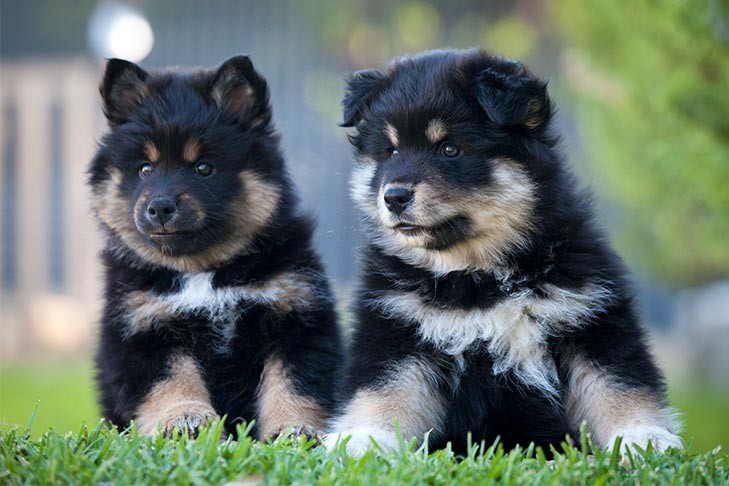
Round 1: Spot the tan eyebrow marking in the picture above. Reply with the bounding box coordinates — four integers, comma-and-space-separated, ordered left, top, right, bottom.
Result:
426, 119, 447, 144
183, 138, 201, 163
384, 122, 399, 147
144, 141, 160, 162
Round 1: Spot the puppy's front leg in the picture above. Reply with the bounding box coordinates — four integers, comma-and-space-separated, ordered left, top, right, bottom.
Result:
135, 354, 219, 437
325, 358, 447, 457
563, 353, 681, 453
256, 355, 329, 441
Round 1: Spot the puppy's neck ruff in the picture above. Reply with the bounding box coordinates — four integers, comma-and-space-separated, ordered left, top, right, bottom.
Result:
367, 282, 614, 397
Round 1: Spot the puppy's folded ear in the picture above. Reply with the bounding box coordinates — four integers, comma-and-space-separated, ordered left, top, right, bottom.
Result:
341, 69, 388, 127
210, 55, 270, 124
471, 57, 551, 130
100, 58, 149, 127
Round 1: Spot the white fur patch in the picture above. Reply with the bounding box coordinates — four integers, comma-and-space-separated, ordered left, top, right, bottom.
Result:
124, 271, 323, 341
323, 425, 400, 456
609, 425, 683, 454
367, 283, 614, 396
324, 425, 398, 457
349, 159, 378, 212
326, 358, 446, 457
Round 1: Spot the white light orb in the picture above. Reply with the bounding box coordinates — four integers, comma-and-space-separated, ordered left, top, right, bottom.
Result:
88, 2, 154, 62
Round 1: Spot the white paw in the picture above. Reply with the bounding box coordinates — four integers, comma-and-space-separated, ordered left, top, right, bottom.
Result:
609, 425, 683, 453
323, 426, 399, 457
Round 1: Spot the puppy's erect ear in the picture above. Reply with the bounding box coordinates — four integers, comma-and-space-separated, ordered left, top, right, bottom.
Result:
100, 58, 149, 127
210, 55, 269, 123
471, 57, 551, 130
341, 69, 388, 127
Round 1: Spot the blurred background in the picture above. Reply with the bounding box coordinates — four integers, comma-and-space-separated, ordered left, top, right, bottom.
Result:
1, 0, 728, 452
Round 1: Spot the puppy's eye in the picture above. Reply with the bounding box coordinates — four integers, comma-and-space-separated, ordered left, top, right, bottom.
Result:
440, 143, 462, 158
195, 162, 214, 177
139, 163, 153, 178
386, 148, 400, 158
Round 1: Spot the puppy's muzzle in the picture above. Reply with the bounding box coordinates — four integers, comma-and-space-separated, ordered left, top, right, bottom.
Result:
146, 197, 178, 227
383, 185, 414, 215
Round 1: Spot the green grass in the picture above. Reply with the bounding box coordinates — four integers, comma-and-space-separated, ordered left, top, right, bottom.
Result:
3, 360, 729, 453
1, 420, 727, 485
2, 360, 729, 484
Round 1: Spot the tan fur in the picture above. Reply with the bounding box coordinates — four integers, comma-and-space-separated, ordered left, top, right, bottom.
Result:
370, 159, 536, 274
445, 160, 536, 270
183, 138, 201, 163
425, 119, 447, 144
252, 272, 319, 314
256, 357, 327, 439
123, 290, 175, 336
92, 167, 140, 244
144, 141, 160, 162
135, 355, 218, 436
123, 271, 320, 337
564, 354, 680, 448
91, 169, 280, 273
384, 122, 399, 147
329, 358, 446, 446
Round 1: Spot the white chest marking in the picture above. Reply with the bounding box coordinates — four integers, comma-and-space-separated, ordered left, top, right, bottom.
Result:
124, 271, 320, 340
368, 283, 613, 396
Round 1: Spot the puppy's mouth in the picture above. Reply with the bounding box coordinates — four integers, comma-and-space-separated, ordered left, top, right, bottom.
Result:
393, 223, 427, 234
385, 214, 473, 251
392, 223, 428, 236
149, 231, 191, 242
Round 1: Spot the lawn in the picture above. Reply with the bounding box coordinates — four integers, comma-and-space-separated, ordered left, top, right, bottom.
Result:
2, 359, 729, 452
1, 421, 727, 485
1, 360, 728, 484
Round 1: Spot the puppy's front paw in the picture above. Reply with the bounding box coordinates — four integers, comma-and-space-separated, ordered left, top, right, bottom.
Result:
267, 424, 322, 444
137, 403, 219, 438
609, 425, 683, 454
160, 412, 218, 438
323, 426, 399, 457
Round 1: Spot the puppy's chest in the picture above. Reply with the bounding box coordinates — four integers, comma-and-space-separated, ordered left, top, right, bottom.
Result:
122, 270, 316, 341
370, 276, 612, 396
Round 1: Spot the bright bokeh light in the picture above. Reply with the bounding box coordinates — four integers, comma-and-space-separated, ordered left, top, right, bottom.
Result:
88, 2, 154, 62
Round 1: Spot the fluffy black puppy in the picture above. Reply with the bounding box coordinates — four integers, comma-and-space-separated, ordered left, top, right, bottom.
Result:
326, 49, 680, 456
89, 55, 342, 439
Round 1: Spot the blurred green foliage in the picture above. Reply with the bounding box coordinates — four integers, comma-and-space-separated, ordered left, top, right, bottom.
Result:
307, 0, 545, 67
299, 1, 551, 123
552, 0, 729, 286
0, 360, 98, 435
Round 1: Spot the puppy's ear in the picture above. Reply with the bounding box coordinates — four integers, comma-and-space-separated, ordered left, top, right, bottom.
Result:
210, 55, 270, 123
100, 58, 149, 127
341, 69, 388, 127
471, 57, 551, 130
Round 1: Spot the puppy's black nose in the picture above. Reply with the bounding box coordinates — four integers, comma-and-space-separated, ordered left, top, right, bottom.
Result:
384, 187, 414, 214
146, 198, 177, 226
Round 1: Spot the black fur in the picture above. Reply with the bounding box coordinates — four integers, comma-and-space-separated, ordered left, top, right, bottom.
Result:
338, 49, 673, 454
89, 56, 342, 438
